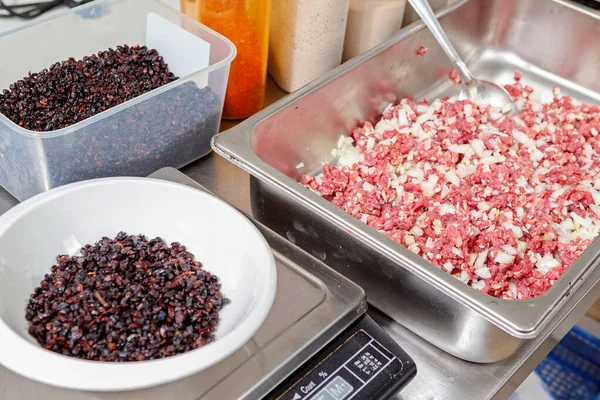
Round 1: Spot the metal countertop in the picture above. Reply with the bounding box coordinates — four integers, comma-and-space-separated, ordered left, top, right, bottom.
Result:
0, 79, 598, 399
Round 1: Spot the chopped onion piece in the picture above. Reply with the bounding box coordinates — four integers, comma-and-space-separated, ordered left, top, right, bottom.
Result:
551, 186, 570, 199
536, 254, 561, 274
503, 222, 524, 239
478, 202, 490, 211
366, 137, 376, 152
456, 270, 470, 283
375, 119, 397, 133
470, 139, 485, 157
452, 247, 463, 257
532, 149, 544, 162
337, 145, 362, 167
433, 219, 443, 234
501, 103, 512, 114
456, 164, 477, 178
416, 104, 429, 114
440, 203, 456, 215
449, 144, 472, 154
509, 281, 517, 299
571, 211, 593, 229
416, 112, 433, 125
559, 218, 575, 231
501, 245, 519, 255
441, 184, 450, 199
421, 174, 439, 197
480, 155, 506, 165
489, 111, 503, 121
445, 170, 461, 186
475, 267, 491, 279
410, 225, 424, 237
396, 186, 404, 199
475, 249, 489, 269
468, 87, 478, 99
464, 104, 473, 117
494, 251, 515, 264
397, 110, 409, 126
443, 261, 455, 273
362, 182, 376, 191
467, 253, 477, 267
425, 237, 434, 249
472, 279, 486, 290
407, 168, 425, 180
540, 91, 554, 104
512, 129, 534, 146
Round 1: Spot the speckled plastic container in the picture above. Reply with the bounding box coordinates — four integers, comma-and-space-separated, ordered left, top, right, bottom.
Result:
268, 0, 350, 93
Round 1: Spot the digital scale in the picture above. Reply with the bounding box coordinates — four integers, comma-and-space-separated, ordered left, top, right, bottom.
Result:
266, 316, 416, 400
0, 168, 416, 400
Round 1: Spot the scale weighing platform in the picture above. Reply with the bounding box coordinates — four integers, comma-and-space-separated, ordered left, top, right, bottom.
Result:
0, 168, 416, 400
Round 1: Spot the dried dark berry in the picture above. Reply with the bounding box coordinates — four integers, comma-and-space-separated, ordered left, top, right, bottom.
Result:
25, 232, 229, 362
0, 45, 178, 132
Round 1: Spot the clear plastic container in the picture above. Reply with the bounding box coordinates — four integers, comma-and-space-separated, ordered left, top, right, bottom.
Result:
0, 0, 235, 201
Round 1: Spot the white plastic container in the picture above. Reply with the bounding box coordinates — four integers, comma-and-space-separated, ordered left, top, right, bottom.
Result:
0, 0, 235, 201
342, 0, 407, 62
268, 0, 350, 93
402, 0, 448, 26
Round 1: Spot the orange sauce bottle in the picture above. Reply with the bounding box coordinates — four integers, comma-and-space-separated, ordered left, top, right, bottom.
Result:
181, 0, 271, 120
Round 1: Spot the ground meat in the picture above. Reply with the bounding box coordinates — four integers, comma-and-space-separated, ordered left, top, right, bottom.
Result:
417, 46, 428, 56
449, 69, 461, 84
302, 75, 600, 300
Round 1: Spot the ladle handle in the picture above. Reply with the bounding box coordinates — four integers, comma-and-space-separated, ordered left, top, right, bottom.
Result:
408, 0, 474, 83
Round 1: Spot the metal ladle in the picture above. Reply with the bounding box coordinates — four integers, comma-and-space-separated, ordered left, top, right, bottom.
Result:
408, 0, 515, 113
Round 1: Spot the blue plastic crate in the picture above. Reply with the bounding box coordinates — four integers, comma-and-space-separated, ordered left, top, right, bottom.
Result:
535, 325, 600, 400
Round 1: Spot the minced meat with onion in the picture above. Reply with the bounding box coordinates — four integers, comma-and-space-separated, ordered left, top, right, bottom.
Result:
302, 72, 600, 300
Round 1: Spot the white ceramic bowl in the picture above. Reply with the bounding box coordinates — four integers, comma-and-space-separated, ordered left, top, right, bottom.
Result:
0, 177, 277, 391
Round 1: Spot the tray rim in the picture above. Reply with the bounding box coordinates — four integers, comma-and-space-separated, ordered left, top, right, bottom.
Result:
212, 0, 600, 339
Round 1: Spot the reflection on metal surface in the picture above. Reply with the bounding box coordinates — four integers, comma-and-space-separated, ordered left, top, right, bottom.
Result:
214, 0, 600, 362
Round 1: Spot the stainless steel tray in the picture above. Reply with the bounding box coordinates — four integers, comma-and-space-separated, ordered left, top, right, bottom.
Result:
0, 168, 366, 400
213, 0, 600, 362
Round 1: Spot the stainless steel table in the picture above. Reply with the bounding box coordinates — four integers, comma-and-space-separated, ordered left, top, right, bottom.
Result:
0, 80, 599, 399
